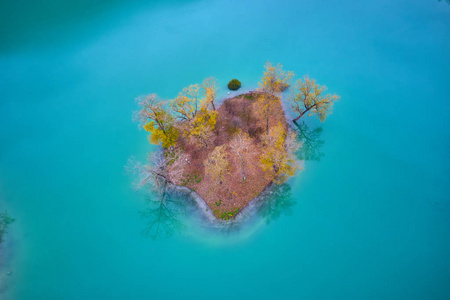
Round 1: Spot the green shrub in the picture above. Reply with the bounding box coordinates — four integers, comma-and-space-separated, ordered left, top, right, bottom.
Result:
227, 79, 241, 91
220, 208, 240, 220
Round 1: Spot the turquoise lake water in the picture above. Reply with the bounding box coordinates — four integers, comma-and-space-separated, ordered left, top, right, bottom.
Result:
1, 0, 450, 299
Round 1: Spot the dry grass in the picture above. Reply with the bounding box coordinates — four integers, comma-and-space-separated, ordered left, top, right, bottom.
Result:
173, 92, 287, 220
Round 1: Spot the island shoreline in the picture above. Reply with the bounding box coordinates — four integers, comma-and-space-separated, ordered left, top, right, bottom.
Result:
167, 176, 278, 225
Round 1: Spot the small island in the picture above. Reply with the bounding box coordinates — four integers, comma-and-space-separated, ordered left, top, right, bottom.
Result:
129, 62, 339, 221
170, 91, 297, 220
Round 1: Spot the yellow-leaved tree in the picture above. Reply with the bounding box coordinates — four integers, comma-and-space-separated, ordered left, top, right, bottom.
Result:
134, 94, 178, 148
170, 84, 200, 122
289, 75, 340, 123
253, 93, 276, 133
259, 123, 301, 184
201, 77, 218, 111
170, 82, 219, 149
204, 145, 230, 185
259, 62, 295, 95
184, 107, 218, 149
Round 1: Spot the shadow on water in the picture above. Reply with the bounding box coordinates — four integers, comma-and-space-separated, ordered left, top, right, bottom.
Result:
140, 183, 186, 240
257, 184, 296, 224
293, 121, 325, 162
140, 182, 300, 240
0, 0, 199, 53
140, 184, 245, 240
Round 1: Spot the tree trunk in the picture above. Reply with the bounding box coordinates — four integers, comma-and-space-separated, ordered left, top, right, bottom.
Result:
161, 180, 168, 202
201, 138, 208, 149
292, 106, 312, 123
150, 171, 173, 184
292, 114, 302, 122
240, 156, 246, 181
273, 163, 279, 174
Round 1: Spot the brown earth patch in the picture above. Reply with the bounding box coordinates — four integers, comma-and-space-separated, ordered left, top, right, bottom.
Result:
173, 92, 287, 220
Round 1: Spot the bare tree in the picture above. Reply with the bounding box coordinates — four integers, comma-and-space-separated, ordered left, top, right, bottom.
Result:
133, 94, 170, 129
229, 132, 254, 181
126, 151, 189, 240
126, 154, 168, 191
285, 127, 302, 158
126, 150, 188, 190
165, 148, 190, 185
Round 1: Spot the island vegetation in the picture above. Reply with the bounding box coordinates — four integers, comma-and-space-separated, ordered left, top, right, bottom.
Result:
227, 79, 241, 91
128, 62, 339, 222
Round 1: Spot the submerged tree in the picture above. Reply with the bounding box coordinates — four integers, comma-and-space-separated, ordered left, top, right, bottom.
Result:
229, 132, 254, 181
0, 211, 15, 244
259, 62, 295, 94
289, 75, 340, 123
204, 145, 230, 185
133, 94, 179, 148
260, 123, 302, 184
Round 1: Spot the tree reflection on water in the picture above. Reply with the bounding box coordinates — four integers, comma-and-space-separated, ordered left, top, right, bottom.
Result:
257, 121, 327, 223
138, 121, 326, 237
257, 184, 296, 224
293, 121, 325, 162
140, 181, 185, 240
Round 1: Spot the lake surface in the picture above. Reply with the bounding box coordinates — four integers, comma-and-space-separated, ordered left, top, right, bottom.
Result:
1, 0, 450, 299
